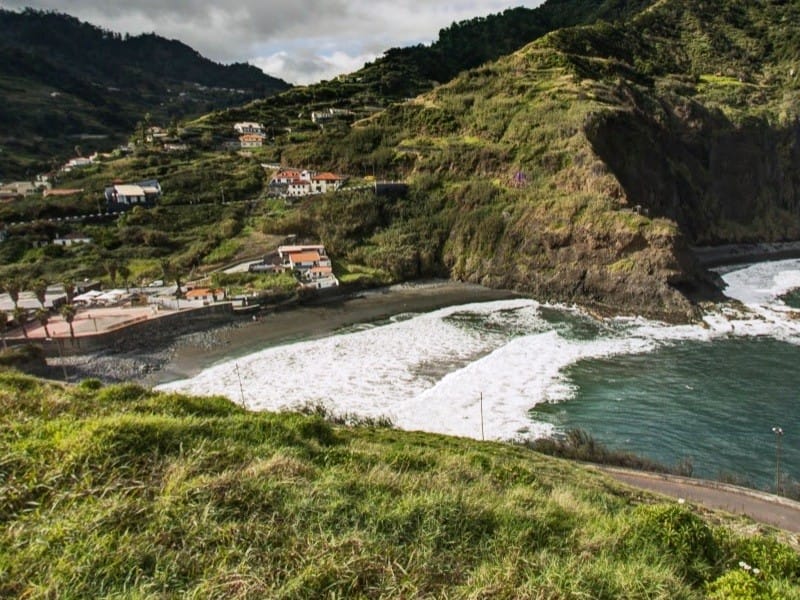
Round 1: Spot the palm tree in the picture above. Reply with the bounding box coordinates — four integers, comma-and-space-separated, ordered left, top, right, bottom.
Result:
60, 303, 77, 345
118, 264, 131, 292
35, 307, 51, 338
13, 306, 28, 339
31, 278, 48, 309
0, 311, 8, 350
104, 260, 119, 287
61, 278, 76, 304
160, 259, 183, 299
3, 277, 22, 309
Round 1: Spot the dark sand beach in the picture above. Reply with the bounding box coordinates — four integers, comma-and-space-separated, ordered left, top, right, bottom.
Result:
152, 281, 519, 385
57, 281, 519, 386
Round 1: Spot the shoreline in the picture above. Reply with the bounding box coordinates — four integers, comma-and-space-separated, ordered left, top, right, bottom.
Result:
44, 246, 800, 385
57, 281, 519, 387
692, 241, 800, 268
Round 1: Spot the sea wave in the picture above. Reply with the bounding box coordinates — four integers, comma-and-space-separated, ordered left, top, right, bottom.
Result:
157, 259, 800, 441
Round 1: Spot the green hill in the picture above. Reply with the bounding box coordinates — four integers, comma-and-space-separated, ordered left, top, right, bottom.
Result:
0, 8, 290, 179
253, 0, 800, 320
185, 0, 655, 144
4, 0, 800, 321
0, 370, 798, 598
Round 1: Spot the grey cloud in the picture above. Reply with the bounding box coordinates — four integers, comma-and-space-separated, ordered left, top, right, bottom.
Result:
1, 1, 543, 82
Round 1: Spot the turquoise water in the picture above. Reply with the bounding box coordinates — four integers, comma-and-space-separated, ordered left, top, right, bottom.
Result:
532, 337, 799, 490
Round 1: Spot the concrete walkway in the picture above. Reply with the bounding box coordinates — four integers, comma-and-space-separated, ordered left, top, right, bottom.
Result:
596, 466, 800, 534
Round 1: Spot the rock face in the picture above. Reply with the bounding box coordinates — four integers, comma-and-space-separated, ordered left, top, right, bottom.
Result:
346, 0, 800, 321
587, 102, 800, 246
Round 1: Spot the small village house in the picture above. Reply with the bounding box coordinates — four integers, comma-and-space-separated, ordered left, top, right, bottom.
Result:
239, 134, 264, 148
104, 179, 161, 210
233, 122, 265, 135
184, 288, 224, 303
52, 232, 93, 247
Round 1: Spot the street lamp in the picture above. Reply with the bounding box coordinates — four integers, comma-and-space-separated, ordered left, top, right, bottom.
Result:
772, 426, 784, 494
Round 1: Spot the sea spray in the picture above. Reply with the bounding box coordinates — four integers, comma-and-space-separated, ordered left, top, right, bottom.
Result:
158, 259, 800, 484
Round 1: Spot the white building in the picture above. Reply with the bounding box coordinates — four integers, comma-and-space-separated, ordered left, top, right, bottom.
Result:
233, 122, 264, 135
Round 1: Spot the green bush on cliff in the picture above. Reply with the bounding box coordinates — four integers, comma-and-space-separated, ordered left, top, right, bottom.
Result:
1, 371, 798, 598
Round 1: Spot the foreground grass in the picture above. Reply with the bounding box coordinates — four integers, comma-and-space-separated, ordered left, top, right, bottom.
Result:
1, 371, 798, 598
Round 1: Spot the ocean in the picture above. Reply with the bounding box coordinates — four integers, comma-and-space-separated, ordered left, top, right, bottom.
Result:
158, 259, 800, 489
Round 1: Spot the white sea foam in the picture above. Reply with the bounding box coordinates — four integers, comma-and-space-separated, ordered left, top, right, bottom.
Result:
158, 260, 800, 441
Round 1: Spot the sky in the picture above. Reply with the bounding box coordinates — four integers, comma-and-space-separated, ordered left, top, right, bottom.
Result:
1, 1, 545, 84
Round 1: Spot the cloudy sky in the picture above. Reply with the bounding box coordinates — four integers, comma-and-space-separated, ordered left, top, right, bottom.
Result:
1, 1, 545, 84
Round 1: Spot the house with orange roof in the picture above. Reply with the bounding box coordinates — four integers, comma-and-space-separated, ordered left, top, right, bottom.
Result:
268, 168, 346, 198
184, 288, 224, 303
310, 172, 345, 194
239, 134, 264, 148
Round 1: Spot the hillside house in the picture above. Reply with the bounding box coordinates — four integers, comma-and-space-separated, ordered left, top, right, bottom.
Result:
311, 172, 345, 194
269, 169, 346, 198
52, 232, 93, 246
62, 157, 93, 172
0, 181, 39, 196
278, 244, 339, 289
311, 108, 355, 125
287, 179, 312, 197
185, 288, 224, 303
234, 122, 264, 135
104, 179, 161, 210
239, 134, 264, 148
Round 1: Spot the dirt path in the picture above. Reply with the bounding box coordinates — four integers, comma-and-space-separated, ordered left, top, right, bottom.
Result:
597, 466, 800, 534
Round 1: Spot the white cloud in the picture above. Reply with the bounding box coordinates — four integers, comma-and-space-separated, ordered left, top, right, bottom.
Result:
1, 1, 545, 84
253, 50, 377, 85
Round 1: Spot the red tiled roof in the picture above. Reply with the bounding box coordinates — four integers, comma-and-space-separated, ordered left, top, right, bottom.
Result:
289, 251, 321, 263
311, 172, 343, 181
185, 288, 223, 299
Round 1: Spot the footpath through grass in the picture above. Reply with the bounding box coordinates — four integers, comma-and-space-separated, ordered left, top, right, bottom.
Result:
0, 370, 798, 599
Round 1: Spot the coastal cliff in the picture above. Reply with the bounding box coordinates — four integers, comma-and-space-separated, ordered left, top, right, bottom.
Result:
293, 0, 799, 321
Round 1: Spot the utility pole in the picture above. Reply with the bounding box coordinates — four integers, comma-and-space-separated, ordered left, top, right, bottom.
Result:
480, 392, 485, 441
235, 363, 246, 408
772, 426, 784, 494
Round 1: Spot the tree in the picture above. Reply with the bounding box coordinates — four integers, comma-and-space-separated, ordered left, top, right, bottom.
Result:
160, 259, 183, 299
35, 307, 51, 338
3, 277, 23, 309
31, 278, 48, 308
104, 260, 118, 286
0, 311, 7, 350
13, 307, 28, 339
61, 278, 76, 304
60, 303, 77, 344
118, 264, 131, 292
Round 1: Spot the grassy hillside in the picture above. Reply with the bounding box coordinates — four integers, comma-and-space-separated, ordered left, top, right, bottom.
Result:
4, 0, 800, 320
186, 0, 655, 144
0, 370, 798, 598
250, 0, 800, 320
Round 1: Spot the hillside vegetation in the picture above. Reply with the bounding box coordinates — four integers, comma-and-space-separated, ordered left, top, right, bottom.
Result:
256, 0, 800, 320
4, 0, 800, 320
0, 8, 289, 179
0, 370, 798, 598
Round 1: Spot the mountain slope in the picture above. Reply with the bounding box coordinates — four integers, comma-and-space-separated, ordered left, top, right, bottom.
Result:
0, 8, 290, 179
267, 0, 800, 320
191, 0, 656, 139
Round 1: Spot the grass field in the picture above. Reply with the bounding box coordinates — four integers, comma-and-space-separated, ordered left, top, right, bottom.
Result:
1, 370, 798, 598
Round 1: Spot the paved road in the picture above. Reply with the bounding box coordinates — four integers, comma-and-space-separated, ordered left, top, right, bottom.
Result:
596, 466, 800, 534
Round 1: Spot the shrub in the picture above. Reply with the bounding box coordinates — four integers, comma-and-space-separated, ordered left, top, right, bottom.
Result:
706, 570, 771, 600
628, 503, 720, 583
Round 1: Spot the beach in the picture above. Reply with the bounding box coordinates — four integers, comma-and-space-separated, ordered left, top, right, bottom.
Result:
56, 281, 519, 386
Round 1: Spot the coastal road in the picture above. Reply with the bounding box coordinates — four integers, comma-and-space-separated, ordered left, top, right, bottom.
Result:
596, 466, 800, 534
